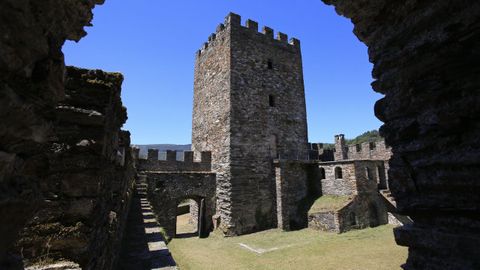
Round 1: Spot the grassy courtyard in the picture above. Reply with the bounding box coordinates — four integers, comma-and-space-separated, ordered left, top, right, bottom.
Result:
168, 225, 407, 270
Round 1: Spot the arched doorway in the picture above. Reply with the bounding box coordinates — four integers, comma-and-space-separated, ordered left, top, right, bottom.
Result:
175, 197, 207, 238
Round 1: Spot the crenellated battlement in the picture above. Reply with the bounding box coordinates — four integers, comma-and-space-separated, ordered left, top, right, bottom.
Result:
136, 149, 212, 172
196, 12, 300, 57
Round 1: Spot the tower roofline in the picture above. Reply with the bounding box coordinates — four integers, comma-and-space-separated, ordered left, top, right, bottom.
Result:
196, 12, 300, 57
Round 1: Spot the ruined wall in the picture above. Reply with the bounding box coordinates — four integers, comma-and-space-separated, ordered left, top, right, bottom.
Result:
323, 0, 480, 268
0, 1, 104, 263
137, 150, 211, 172
14, 67, 134, 269
145, 172, 216, 238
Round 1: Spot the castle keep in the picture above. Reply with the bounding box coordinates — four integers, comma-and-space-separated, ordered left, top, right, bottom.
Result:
192, 13, 308, 235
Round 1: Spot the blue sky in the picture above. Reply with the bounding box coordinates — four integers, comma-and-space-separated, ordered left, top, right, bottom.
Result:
63, 0, 383, 145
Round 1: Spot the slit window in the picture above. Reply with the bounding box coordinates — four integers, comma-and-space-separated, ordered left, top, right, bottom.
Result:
267, 59, 273, 69
269, 95, 275, 107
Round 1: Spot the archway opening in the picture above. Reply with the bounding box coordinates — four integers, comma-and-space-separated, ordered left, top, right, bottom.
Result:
175, 198, 199, 238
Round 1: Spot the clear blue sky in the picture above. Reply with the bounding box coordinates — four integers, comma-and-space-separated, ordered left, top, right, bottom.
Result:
63, 0, 383, 145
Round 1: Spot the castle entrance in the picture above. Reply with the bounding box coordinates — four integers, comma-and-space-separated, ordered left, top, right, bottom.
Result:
175, 197, 207, 238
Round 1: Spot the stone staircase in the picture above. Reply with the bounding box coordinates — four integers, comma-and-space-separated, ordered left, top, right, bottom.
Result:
380, 189, 396, 207
118, 176, 177, 270
379, 189, 413, 226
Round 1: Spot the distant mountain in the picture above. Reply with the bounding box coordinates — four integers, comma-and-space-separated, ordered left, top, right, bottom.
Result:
132, 144, 191, 159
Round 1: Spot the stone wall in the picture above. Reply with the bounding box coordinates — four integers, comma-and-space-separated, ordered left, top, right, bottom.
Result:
319, 161, 357, 196
319, 160, 386, 195
308, 194, 388, 233
193, 12, 308, 236
145, 172, 216, 238
191, 13, 233, 236
336, 195, 388, 233
274, 161, 319, 231
333, 135, 392, 162
322, 1, 480, 268
353, 160, 386, 193
14, 67, 134, 269
0, 0, 104, 264
137, 150, 211, 172
308, 211, 337, 232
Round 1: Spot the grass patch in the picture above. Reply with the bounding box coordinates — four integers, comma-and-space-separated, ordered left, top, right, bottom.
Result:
158, 226, 171, 243
308, 195, 353, 214
168, 225, 406, 270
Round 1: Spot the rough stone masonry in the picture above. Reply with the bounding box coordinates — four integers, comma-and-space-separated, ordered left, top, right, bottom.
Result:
192, 13, 308, 235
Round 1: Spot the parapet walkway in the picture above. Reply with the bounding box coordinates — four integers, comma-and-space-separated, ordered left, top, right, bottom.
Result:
118, 176, 177, 270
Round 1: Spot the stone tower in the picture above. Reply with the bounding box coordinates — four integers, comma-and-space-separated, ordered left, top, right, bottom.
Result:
334, 134, 348, 160
192, 13, 308, 235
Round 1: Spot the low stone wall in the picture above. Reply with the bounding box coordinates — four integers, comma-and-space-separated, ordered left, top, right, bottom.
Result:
14, 67, 135, 269
308, 212, 338, 232
145, 172, 216, 238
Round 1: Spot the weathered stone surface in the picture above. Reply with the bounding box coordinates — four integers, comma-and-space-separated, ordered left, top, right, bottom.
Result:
145, 172, 216, 238
322, 0, 480, 268
14, 67, 134, 270
0, 0, 104, 264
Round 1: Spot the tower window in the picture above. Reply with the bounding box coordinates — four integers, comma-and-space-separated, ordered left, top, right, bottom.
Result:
267, 59, 273, 69
269, 95, 275, 107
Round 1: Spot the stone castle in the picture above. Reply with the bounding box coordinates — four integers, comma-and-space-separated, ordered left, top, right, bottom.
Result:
136, 13, 406, 238
1, 2, 479, 270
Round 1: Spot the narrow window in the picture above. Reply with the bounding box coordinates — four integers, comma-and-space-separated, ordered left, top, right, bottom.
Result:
319, 167, 326, 179
335, 167, 343, 179
269, 95, 275, 107
267, 59, 273, 69
369, 142, 376, 150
